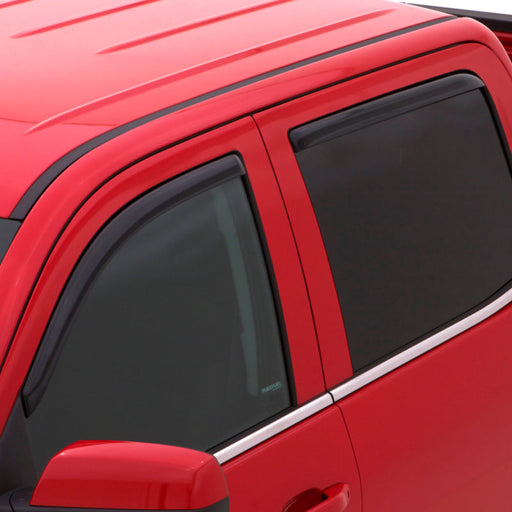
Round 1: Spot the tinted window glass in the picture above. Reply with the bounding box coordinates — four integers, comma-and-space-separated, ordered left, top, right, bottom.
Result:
293, 86, 512, 372
27, 174, 290, 471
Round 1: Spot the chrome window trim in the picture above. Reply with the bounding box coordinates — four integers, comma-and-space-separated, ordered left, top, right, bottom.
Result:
214, 394, 332, 464
330, 287, 512, 402
215, 288, 512, 464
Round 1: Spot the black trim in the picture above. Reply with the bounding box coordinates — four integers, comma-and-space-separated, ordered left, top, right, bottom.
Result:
8, 488, 229, 512
239, 175, 297, 406
0, 220, 21, 266
10, 17, 452, 220
22, 155, 244, 417
0, 490, 11, 512
289, 73, 484, 151
0, 399, 36, 496
414, 5, 512, 34
481, 85, 512, 173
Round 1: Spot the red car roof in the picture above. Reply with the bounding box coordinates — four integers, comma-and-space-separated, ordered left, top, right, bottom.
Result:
1, 0, 445, 217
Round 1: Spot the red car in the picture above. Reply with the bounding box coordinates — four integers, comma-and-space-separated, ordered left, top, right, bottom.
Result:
1, 1, 512, 511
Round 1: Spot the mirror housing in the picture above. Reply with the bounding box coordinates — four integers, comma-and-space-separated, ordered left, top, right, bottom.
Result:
15, 441, 229, 511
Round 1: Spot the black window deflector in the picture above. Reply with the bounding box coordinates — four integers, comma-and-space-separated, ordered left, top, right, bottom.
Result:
289, 73, 484, 152
21, 154, 245, 418
0, 219, 21, 265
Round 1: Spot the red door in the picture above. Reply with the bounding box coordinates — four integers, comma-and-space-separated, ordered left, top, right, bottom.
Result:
256, 43, 512, 511
0, 117, 360, 512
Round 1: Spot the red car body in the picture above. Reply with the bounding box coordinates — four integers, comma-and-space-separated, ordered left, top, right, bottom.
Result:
1, 1, 512, 511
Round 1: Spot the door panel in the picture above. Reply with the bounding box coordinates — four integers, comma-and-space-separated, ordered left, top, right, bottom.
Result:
0, 117, 361, 511
223, 407, 361, 512
339, 306, 512, 511
255, 44, 512, 511
0, 118, 322, 424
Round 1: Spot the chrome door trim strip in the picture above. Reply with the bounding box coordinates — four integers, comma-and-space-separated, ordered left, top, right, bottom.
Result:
331, 287, 512, 402
215, 288, 512, 464
214, 393, 332, 464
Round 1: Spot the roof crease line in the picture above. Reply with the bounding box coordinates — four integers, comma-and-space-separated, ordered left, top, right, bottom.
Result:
97, 0, 299, 55
25, 8, 395, 135
10, 0, 165, 38
0, 0, 34, 9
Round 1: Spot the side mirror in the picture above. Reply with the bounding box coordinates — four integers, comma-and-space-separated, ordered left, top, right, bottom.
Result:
9, 441, 229, 512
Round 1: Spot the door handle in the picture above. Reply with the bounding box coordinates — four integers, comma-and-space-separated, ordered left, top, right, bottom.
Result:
284, 483, 350, 512
309, 484, 350, 512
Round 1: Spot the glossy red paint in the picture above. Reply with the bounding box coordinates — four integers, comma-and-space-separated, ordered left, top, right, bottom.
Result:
4, 117, 351, 511
311, 484, 350, 512
0, 2, 511, 512
31, 441, 228, 510
222, 407, 361, 512
0, 16, 504, 411
339, 303, 512, 510
0, 0, 444, 217
283, 484, 350, 512
255, 38, 512, 389
0, 15, 488, 414
496, 31, 512, 59
0, 118, 324, 437
253, 25, 512, 511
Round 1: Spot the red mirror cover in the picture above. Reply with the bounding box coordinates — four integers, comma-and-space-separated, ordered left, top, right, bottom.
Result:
30, 441, 228, 510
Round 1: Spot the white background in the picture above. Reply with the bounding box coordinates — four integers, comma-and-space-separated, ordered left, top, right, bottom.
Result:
403, 1, 512, 15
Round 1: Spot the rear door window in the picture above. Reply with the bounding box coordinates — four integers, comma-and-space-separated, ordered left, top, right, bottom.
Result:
290, 74, 512, 371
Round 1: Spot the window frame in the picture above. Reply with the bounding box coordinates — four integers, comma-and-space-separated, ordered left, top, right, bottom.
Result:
289, 73, 512, 372
22, 153, 296, 453
0, 118, 324, 483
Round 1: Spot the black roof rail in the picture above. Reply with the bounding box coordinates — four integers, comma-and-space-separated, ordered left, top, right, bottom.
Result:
413, 4, 512, 33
